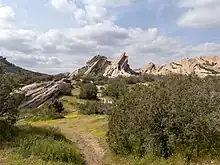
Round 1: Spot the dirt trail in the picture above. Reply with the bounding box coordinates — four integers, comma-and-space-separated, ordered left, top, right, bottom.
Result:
71, 132, 105, 165
52, 123, 105, 165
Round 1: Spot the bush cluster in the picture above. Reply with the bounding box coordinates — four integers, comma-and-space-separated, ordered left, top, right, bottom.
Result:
0, 73, 24, 124
79, 83, 98, 100
20, 100, 65, 122
79, 100, 112, 115
107, 75, 220, 161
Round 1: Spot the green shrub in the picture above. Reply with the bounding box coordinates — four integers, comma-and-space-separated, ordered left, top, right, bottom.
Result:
0, 74, 24, 124
20, 103, 65, 122
11, 125, 83, 164
49, 99, 64, 113
79, 83, 98, 100
0, 120, 19, 142
79, 100, 112, 115
104, 77, 126, 98
107, 75, 220, 161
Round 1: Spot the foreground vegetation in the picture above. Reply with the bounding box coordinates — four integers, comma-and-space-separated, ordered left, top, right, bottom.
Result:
0, 120, 83, 164
2, 66, 220, 164
107, 74, 220, 163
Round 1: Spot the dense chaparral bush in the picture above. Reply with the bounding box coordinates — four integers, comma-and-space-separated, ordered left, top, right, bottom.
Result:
78, 100, 112, 115
107, 74, 220, 161
79, 83, 98, 100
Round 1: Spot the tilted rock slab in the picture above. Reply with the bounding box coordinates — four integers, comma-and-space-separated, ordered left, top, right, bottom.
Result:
19, 79, 71, 109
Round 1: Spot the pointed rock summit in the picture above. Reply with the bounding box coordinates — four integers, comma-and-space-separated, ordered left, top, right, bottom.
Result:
71, 52, 135, 78
104, 52, 134, 78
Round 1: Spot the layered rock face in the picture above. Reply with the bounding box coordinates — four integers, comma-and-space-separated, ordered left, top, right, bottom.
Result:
71, 52, 134, 78
19, 79, 71, 109
84, 55, 111, 75
141, 56, 220, 77
103, 52, 134, 78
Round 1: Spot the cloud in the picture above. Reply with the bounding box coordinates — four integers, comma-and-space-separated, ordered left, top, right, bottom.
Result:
50, 0, 133, 25
0, 4, 15, 28
0, 2, 220, 74
177, 0, 220, 28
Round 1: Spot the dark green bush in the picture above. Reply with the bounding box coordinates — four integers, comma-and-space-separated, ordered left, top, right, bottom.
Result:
20, 103, 65, 122
79, 100, 112, 115
104, 77, 126, 98
79, 83, 98, 100
0, 74, 24, 124
49, 99, 64, 113
0, 120, 19, 142
107, 75, 220, 161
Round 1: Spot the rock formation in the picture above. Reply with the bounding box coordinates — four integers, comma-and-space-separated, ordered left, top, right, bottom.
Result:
141, 56, 220, 77
103, 52, 135, 78
19, 79, 71, 109
140, 62, 156, 73
70, 52, 135, 78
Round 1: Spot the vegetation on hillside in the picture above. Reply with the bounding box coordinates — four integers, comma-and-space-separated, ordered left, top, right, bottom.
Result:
79, 83, 98, 100
107, 74, 220, 163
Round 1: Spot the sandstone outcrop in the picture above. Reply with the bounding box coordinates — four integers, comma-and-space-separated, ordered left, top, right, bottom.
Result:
71, 52, 135, 78
141, 56, 220, 77
140, 62, 156, 73
103, 52, 135, 78
19, 79, 71, 109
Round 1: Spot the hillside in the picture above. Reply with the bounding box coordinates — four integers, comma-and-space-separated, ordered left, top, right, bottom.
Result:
0, 56, 47, 77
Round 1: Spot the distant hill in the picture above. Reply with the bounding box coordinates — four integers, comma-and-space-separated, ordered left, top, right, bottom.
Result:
0, 56, 48, 77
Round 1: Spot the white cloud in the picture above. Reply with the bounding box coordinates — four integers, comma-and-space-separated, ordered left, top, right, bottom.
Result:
50, 0, 133, 25
0, 5, 15, 28
0, 2, 220, 74
177, 0, 220, 28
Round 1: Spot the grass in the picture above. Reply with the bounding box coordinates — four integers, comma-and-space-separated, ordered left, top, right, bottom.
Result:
20, 106, 64, 122
0, 122, 84, 165
60, 95, 86, 112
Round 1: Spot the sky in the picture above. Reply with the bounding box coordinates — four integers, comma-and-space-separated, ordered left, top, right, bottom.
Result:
0, 0, 220, 74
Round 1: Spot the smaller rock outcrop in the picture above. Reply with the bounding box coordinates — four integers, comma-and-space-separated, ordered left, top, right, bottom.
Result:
19, 79, 71, 109
140, 62, 156, 73
141, 56, 220, 77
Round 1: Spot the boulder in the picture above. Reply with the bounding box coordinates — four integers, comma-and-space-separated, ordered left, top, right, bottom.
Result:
19, 79, 71, 109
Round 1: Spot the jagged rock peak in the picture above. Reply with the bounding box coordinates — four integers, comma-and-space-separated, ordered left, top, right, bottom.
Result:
86, 55, 108, 66
103, 52, 134, 78
70, 52, 135, 78
84, 55, 110, 75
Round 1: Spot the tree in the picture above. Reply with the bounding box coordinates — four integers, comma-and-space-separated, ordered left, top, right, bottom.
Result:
0, 73, 24, 124
79, 83, 98, 100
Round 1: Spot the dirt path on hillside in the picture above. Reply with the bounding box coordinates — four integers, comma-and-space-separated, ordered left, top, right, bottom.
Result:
71, 132, 105, 165
52, 123, 105, 165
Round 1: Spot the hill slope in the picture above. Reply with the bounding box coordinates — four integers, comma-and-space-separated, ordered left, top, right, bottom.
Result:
0, 56, 47, 77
